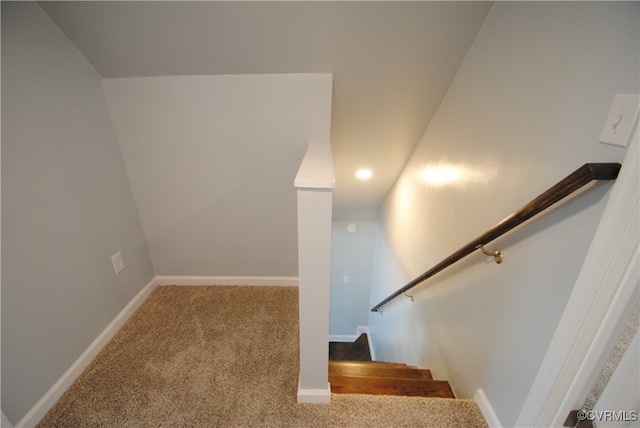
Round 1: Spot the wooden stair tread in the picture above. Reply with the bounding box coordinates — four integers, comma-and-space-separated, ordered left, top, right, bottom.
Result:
329, 361, 432, 380
329, 375, 455, 398
326, 335, 453, 399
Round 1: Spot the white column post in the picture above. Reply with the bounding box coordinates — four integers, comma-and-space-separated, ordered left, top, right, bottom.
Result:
294, 143, 335, 404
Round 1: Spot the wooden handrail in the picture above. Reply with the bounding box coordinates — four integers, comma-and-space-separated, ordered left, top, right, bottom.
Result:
371, 163, 621, 312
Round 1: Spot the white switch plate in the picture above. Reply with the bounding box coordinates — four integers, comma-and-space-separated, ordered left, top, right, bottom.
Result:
343, 275, 349, 284
599, 94, 640, 147
111, 251, 125, 274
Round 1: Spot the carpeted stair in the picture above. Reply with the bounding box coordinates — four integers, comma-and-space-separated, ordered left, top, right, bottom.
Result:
329, 334, 455, 399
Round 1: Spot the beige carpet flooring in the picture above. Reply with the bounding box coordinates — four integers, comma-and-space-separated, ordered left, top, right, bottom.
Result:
38, 286, 488, 427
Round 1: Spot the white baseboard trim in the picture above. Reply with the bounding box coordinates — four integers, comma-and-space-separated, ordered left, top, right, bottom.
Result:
16, 277, 158, 428
328, 334, 358, 342
474, 389, 503, 428
357, 325, 376, 361
155, 276, 299, 287
297, 381, 331, 404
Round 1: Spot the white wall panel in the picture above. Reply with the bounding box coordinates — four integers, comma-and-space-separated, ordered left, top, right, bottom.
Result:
1, 3, 154, 423
369, 2, 639, 426
104, 74, 332, 276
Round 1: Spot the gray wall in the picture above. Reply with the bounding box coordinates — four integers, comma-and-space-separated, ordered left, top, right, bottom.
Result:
329, 221, 378, 337
1, 3, 154, 423
102, 75, 332, 276
368, 2, 639, 427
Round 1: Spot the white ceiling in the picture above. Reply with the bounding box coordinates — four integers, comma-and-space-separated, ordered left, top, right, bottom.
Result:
39, 1, 493, 219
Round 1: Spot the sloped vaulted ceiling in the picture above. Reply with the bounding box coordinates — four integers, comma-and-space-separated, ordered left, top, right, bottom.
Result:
39, 1, 493, 219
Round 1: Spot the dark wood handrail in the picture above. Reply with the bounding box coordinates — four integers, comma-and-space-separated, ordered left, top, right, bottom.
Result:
371, 163, 621, 312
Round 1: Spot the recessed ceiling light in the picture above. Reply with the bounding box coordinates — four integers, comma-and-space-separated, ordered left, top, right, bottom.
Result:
356, 169, 372, 180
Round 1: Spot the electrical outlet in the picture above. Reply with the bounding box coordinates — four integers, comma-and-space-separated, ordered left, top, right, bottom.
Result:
343, 275, 349, 284
599, 94, 640, 147
111, 251, 125, 274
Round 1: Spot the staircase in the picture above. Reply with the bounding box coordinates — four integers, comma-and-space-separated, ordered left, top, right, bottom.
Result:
328, 334, 455, 399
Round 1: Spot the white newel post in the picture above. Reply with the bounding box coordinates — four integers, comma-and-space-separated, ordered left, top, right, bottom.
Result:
294, 143, 335, 404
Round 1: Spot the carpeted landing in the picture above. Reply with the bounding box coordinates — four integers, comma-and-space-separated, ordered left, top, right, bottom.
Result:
38, 286, 488, 427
